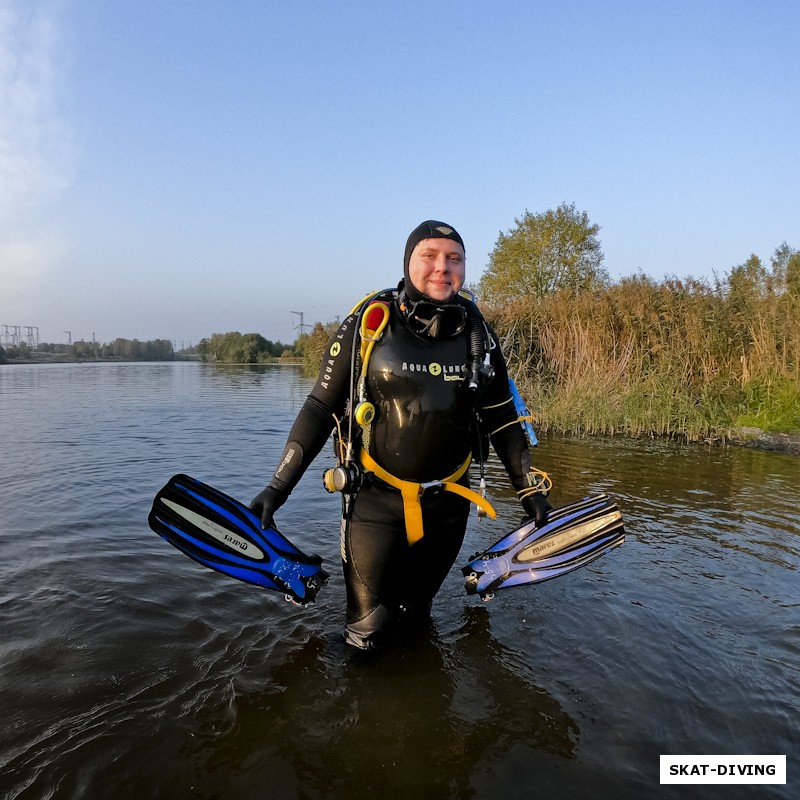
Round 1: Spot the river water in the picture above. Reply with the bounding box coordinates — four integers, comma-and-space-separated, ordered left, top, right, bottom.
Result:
0, 362, 797, 800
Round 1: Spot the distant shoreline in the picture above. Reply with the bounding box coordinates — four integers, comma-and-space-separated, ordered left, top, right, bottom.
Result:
3, 356, 795, 454
1, 355, 201, 364
1, 355, 303, 366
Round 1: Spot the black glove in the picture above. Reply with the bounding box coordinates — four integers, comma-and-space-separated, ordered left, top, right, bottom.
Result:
521, 492, 552, 526
249, 485, 287, 530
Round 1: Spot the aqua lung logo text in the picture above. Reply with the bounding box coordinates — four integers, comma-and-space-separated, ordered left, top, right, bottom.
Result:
401, 361, 465, 382
320, 317, 352, 390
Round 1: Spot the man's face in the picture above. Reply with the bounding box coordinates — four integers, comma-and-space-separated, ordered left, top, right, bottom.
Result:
407, 238, 466, 302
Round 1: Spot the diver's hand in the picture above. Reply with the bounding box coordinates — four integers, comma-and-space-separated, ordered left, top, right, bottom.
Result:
521, 492, 552, 526
249, 485, 287, 529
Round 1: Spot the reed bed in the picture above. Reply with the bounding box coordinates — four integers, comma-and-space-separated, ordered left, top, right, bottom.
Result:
488, 271, 800, 441
299, 260, 799, 442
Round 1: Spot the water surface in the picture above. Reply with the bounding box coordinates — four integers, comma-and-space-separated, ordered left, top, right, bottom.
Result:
1, 363, 797, 799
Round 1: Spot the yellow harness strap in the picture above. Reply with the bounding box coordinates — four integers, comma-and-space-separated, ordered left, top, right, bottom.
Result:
358, 449, 497, 545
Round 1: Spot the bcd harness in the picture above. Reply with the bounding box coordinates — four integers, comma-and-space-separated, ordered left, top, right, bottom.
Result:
359, 448, 496, 545
325, 289, 498, 546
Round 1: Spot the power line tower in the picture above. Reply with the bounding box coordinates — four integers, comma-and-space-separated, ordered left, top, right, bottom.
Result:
291, 311, 311, 336
23, 326, 40, 348
1, 324, 39, 348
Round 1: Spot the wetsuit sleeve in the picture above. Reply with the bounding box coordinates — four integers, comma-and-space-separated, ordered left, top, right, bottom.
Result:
477, 327, 535, 494
266, 314, 357, 497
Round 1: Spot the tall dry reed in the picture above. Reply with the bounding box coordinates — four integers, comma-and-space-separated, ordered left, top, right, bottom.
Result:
488, 269, 800, 440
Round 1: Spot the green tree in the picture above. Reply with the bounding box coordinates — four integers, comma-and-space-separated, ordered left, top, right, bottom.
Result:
727, 253, 767, 301
302, 321, 339, 376
479, 202, 608, 304
787, 251, 800, 299
769, 241, 796, 290
196, 331, 285, 363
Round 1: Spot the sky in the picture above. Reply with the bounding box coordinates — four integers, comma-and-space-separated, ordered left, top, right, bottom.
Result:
1, 0, 798, 347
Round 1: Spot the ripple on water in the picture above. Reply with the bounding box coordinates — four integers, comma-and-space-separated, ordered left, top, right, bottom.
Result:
1, 364, 798, 799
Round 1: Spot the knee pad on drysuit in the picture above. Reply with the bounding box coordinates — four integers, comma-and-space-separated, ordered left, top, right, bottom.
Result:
343, 601, 435, 650
344, 605, 393, 650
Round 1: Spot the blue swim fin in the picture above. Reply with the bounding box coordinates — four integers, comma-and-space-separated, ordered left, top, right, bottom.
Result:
148, 474, 328, 605
462, 494, 624, 599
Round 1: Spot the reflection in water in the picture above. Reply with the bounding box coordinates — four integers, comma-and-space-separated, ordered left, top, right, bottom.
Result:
164, 607, 578, 800
1, 363, 797, 800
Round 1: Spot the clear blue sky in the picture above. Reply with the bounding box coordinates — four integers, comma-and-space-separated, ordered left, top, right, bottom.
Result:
2, 0, 798, 346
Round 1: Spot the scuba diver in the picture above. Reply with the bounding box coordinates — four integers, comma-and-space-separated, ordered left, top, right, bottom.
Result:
250, 220, 552, 649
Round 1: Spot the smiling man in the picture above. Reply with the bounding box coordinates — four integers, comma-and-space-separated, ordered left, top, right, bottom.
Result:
251, 220, 551, 649
405, 227, 466, 301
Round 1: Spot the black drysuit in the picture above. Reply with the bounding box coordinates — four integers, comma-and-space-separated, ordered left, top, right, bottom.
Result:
264, 291, 534, 647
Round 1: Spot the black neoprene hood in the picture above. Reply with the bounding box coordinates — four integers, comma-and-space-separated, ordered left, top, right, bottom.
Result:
402, 220, 465, 303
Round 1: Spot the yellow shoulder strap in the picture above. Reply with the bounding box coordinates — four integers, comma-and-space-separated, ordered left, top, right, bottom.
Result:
348, 289, 382, 317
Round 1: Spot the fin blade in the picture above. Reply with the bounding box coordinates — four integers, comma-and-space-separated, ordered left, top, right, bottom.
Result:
462, 494, 625, 597
148, 474, 328, 604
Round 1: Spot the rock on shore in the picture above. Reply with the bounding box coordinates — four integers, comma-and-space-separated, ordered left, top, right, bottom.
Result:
729, 427, 800, 456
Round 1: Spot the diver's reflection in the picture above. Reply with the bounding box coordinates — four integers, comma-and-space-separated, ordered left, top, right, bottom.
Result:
195, 609, 579, 798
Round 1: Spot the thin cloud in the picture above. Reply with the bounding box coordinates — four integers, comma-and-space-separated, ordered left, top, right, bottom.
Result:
0, 0, 72, 304
0, 237, 58, 296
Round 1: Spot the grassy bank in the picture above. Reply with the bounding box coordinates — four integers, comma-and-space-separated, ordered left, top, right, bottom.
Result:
297, 252, 800, 445
487, 271, 800, 442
